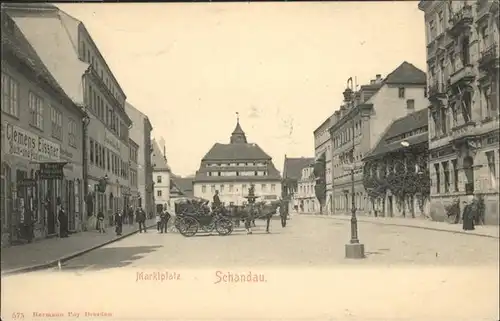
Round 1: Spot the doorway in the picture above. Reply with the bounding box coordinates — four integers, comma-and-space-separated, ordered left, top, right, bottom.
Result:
47, 180, 56, 235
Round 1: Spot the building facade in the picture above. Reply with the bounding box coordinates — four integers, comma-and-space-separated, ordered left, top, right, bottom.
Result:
418, 0, 499, 224
282, 156, 315, 212
313, 117, 333, 214
1, 12, 85, 245
152, 138, 171, 212
329, 62, 428, 215
128, 138, 139, 211
5, 4, 133, 230
126, 103, 154, 215
363, 108, 430, 218
193, 119, 282, 205
296, 164, 317, 213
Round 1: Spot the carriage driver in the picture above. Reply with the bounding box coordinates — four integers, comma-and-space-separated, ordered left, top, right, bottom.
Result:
212, 190, 222, 211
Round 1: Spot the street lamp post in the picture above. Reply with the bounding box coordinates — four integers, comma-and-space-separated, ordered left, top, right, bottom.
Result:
343, 77, 365, 259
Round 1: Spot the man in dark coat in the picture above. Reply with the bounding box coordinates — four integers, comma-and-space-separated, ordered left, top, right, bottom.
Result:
115, 210, 123, 236
58, 206, 69, 238
462, 196, 476, 231
160, 208, 171, 233
137, 208, 147, 233
280, 199, 288, 228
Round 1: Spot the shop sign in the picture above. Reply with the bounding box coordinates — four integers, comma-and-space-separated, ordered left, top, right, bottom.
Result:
4, 122, 60, 162
39, 162, 67, 180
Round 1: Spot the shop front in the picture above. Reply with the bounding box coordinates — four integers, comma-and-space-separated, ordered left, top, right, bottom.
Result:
1, 121, 73, 244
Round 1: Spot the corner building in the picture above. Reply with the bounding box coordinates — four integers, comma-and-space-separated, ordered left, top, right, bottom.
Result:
418, 0, 499, 224
329, 62, 428, 215
1, 12, 85, 245
194, 119, 282, 205
5, 3, 133, 228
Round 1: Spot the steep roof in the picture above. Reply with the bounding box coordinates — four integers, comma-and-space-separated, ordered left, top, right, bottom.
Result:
151, 139, 170, 172
283, 157, 315, 180
364, 108, 428, 159
1, 11, 84, 117
4, 4, 90, 105
202, 143, 271, 161
384, 61, 426, 85
170, 177, 194, 198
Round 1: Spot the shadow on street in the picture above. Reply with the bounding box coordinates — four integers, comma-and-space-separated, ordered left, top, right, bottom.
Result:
58, 245, 162, 272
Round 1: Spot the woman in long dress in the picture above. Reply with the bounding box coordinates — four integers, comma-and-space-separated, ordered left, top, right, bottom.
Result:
462, 198, 475, 231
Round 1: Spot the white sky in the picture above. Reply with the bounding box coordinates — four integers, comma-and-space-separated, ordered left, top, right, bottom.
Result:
56, 2, 426, 177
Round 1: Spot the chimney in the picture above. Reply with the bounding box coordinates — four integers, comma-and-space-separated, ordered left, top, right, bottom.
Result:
375, 74, 382, 83
370, 80, 376, 85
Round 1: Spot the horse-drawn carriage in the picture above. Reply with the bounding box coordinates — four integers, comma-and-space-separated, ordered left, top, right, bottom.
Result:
174, 197, 234, 237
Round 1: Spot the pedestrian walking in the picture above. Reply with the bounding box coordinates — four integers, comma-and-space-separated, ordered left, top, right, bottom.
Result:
97, 211, 106, 233
115, 211, 123, 236
280, 200, 288, 228
58, 205, 69, 238
160, 208, 170, 233
137, 208, 147, 233
156, 212, 161, 232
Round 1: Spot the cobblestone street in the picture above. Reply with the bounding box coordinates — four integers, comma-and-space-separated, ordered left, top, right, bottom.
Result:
2, 216, 498, 320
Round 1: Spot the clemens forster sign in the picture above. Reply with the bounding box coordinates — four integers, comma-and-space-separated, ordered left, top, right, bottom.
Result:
4, 122, 60, 162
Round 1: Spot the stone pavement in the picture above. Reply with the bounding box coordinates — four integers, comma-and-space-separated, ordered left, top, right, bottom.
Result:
299, 212, 500, 238
0, 219, 155, 274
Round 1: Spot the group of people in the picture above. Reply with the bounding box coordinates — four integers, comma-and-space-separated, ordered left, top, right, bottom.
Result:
95, 206, 149, 236
155, 207, 172, 233
212, 188, 291, 235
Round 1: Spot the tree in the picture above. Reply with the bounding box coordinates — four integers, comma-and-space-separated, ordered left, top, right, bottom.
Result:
313, 153, 327, 214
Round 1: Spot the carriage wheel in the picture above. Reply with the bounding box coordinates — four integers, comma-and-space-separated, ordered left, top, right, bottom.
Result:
178, 216, 199, 237
215, 218, 233, 236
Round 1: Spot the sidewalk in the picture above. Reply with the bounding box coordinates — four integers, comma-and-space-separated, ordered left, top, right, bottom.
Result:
299, 212, 500, 239
1, 219, 156, 275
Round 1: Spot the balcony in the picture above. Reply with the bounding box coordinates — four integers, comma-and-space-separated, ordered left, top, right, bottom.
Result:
448, 5, 474, 37
478, 44, 499, 72
450, 121, 477, 142
448, 64, 475, 88
428, 82, 447, 102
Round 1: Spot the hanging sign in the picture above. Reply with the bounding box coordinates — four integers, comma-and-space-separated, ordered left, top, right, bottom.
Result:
39, 162, 68, 180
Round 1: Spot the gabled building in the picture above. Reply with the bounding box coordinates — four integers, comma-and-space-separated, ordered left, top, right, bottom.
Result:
329, 61, 428, 215
418, 0, 499, 225
4, 3, 132, 228
282, 156, 315, 212
151, 138, 171, 212
363, 108, 430, 218
1, 11, 86, 244
193, 118, 282, 206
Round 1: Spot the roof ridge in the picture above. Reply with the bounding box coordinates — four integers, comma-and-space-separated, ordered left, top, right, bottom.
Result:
57, 11, 80, 57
